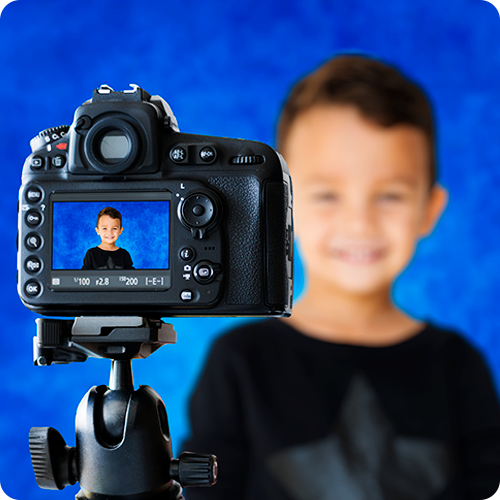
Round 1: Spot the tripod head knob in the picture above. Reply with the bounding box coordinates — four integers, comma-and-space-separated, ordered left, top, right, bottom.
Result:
170, 451, 218, 487
29, 427, 78, 490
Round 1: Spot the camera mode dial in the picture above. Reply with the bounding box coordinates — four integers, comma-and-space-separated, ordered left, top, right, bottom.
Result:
30, 126, 70, 153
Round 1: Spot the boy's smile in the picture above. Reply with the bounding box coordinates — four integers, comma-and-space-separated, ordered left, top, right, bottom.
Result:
95, 214, 123, 251
286, 105, 446, 297
329, 245, 387, 265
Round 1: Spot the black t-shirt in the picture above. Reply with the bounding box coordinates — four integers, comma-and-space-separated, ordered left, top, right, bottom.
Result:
184, 319, 500, 500
82, 246, 134, 270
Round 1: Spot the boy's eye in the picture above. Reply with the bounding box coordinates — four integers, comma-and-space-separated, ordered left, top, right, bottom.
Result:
313, 192, 339, 203
377, 192, 405, 202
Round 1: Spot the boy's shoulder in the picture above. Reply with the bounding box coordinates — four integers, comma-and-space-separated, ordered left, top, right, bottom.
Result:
213, 318, 286, 352
213, 318, 486, 366
423, 322, 489, 365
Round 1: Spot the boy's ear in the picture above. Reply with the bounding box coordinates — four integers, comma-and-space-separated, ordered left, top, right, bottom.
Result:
420, 184, 448, 237
95, 227, 99, 235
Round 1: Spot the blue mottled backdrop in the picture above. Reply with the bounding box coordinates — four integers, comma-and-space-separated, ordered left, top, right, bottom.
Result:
1, 0, 500, 499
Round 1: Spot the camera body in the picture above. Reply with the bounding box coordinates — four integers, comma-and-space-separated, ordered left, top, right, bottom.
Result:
18, 85, 293, 318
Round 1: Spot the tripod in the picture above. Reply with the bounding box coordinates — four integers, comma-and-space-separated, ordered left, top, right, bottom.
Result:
28, 317, 218, 499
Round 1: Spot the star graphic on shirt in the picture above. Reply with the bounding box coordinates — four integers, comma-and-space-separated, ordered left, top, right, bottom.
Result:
267, 375, 452, 500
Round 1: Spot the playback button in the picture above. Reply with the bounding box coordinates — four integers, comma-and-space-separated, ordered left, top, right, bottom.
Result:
30, 156, 44, 170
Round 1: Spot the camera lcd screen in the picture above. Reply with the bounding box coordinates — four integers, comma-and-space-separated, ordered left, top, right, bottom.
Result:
50, 192, 171, 291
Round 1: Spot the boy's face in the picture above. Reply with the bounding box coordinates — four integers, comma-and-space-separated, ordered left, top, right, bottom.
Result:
285, 105, 446, 296
95, 215, 123, 246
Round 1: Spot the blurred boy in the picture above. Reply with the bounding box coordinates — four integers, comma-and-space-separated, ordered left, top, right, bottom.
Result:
184, 55, 500, 500
82, 206, 134, 270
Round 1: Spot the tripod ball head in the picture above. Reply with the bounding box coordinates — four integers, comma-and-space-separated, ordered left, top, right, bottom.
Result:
28, 319, 219, 498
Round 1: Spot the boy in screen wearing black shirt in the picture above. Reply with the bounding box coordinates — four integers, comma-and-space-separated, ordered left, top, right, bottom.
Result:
82, 207, 134, 270
184, 55, 500, 500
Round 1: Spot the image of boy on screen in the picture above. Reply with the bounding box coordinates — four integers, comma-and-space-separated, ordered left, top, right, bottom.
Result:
82, 207, 135, 270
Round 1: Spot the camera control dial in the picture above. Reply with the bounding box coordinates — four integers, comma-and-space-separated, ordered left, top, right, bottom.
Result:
30, 126, 70, 153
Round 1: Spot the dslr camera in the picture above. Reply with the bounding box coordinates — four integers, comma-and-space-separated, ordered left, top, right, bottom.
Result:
18, 84, 293, 318
19, 87, 293, 498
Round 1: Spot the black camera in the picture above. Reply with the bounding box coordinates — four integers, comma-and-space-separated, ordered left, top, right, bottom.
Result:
17, 85, 293, 318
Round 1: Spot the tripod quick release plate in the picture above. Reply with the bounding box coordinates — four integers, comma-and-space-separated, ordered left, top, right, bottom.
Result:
33, 316, 177, 365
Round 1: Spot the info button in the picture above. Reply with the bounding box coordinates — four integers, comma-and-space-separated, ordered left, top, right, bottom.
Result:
180, 290, 193, 302
180, 247, 194, 261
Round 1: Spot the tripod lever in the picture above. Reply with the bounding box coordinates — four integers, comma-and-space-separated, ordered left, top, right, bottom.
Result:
170, 452, 218, 487
29, 427, 78, 490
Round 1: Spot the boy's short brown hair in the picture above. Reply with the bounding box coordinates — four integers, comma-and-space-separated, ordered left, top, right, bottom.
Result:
96, 207, 122, 227
277, 54, 437, 185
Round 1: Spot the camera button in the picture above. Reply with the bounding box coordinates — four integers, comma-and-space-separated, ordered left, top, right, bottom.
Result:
25, 233, 43, 251
52, 155, 66, 168
26, 187, 43, 204
170, 147, 187, 163
199, 147, 216, 163
180, 247, 195, 261
194, 261, 218, 284
25, 210, 42, 228
180, 290, 193, 302
30, 156, 44, 170
25, 257, 42, 274
25, 280, 42, 296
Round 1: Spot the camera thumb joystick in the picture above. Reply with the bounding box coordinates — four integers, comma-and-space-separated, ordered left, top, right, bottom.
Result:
178, 191, 221, 240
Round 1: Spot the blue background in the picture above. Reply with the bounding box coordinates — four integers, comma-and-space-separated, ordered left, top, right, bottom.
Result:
52, 201, 170, 270
1, 0, 500, 498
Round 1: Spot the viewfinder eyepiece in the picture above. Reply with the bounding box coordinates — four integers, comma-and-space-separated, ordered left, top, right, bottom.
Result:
99, 131, 131, 163
84, 116, 140, 173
